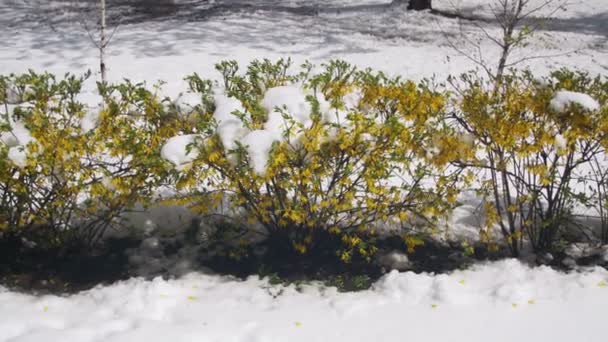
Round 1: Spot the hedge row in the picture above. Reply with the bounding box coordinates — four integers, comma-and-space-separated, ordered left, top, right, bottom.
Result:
1, 60, 607, 259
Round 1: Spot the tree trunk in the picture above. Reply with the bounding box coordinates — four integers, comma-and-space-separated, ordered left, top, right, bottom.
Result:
100, 0, 107, 84
407, 0, 432, 10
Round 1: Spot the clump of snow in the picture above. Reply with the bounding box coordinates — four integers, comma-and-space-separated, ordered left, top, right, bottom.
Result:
80, 106, 100, 133
10, 121, 33, 146
0, 132, 19, 147
241, 86, 332, 174
101, 175, 115, 190
554, 133, 567, 150
7, 146, 27, 167
550, 90, 600, 112
2, 84, 34, 105
2, 116, 34, 168
376, 250, 411, 271
3, 86, 21, 104
213, 95, 248, 151
160, 134, 201, 169
174, 92, 202, 113
322, 88, 362, 126
240, 129, 280, 174
262, 85, 328, 127
212, 88, 332, 174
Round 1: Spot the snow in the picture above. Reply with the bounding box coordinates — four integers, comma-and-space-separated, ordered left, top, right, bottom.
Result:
0, 259, 607, 342
550, 90, 601, 112
240, 129, 281, 174
80, 106, 100, 133
160, 134, 201, 169
262, 85, 327, 127
174, 92, 202, 112
2, 116, 33, 168
376, 250, 411, 271
554, 133, 567, 150
1, 119, 33, 147
213, 94, 248, 152
210, 87, 330, 174
0, 131, 19, 147
2, 0, 608, 340
7, 145, 27, 168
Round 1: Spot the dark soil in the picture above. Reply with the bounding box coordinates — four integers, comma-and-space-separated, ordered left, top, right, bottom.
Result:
0, 235, 140, 295
0, 229, 510, 295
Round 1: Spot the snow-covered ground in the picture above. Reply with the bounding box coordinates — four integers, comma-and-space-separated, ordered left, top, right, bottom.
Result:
1, 0, 607, 99
2, 1, 608, 341
1, 260, 608, 342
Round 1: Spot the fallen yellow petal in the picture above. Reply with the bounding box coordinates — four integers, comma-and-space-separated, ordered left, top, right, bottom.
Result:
187, 296, 198, 301
294, 322, 302, 327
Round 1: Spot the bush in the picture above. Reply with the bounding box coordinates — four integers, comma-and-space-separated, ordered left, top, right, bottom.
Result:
166, 59, 463, 262
2, 61, 605, 265
0, 72, 188, 249
450, 70, 607, 255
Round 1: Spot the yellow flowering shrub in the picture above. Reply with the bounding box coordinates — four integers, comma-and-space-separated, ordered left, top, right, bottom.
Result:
174, 60, 463, 261
0, 72, 190, 248
451, 70, 607, 255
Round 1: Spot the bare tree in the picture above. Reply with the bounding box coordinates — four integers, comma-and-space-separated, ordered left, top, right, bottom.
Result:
11, 1, 118, 84
99, 0, 107, 83
445, 0, 568, 82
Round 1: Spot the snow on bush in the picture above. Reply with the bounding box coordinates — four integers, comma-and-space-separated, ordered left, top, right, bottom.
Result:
174, 91, 202, 111
0, 72, 191, 246
451, 70, 608, 256
1, 108, 35, 168
160, 134, 201, 169
550, 90, 600, 112
166, 86, 331, 174
261, 85, 329, 128
168, 59, 459, 261
80, 105, 100, 133
6, 146, 27, 168
213, 94, 248, 152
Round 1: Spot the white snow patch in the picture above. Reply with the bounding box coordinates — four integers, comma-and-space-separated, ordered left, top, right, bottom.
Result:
7, 146, 27, 168
0, 260, 607, 341
236, 86, 332, 174
174, 92, 201, 112
0, 132, 19, 147
262, 85, 321, 127
554, 133, 567, 150
80, 106, 100, 133
240, 129, 280, 174
10, 121, 33, 146
550, 90, 600, 112
376, 250, 411, 271
160, 134, 201, 169
213, 95, 248, 152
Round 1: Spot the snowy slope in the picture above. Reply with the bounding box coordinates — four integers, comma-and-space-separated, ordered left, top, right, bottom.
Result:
1, 259, 607, 342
